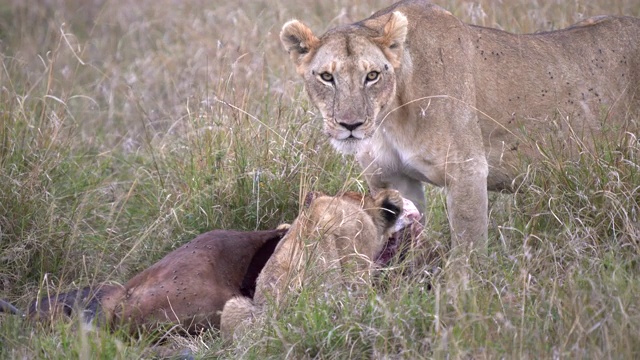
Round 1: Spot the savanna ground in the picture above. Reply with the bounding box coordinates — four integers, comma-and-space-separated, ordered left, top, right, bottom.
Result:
0, 0, 639, 358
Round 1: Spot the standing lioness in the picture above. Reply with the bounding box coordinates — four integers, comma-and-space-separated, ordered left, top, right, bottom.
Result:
280, 0, 640, 261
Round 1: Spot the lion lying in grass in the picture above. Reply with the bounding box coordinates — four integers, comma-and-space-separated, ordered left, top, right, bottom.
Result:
220, 190, 421, 341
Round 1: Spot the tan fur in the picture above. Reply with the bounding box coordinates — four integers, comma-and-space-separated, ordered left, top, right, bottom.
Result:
280, 0, 640, 260
220, 190, 404, 341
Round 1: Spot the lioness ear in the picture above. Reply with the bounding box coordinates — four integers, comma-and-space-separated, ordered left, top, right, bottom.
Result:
380, 196, 402, 228
280, 20, 319, 68
373, 11, 408, 68
302, 191, 323, 209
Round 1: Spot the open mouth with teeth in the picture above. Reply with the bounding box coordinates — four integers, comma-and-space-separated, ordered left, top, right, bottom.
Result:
375, 198, 423, 266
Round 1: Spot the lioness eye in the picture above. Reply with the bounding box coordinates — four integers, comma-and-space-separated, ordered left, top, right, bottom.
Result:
366, 71, 379, 82
320, 72, 334, 82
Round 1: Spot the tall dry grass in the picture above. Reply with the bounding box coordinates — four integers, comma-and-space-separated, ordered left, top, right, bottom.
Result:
0, 0, 639, 358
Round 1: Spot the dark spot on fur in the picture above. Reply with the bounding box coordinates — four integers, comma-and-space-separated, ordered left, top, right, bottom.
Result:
303, 191, 322, 208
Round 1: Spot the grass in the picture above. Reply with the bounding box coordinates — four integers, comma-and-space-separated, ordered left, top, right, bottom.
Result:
0, 0, 639, 358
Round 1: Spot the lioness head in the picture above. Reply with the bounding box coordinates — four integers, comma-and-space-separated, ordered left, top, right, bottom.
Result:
280, 12, 408, 154
301, 189, 420, 267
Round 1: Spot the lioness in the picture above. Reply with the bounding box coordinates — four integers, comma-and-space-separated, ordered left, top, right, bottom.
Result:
220, 190, 421, 340
280, 0, 640, 260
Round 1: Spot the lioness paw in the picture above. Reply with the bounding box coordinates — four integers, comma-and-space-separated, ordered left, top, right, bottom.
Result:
276, 223, 291, 231
220, 296, 256, 341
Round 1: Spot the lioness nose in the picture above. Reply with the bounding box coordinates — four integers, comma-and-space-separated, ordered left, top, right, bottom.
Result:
339, 122, 363, 131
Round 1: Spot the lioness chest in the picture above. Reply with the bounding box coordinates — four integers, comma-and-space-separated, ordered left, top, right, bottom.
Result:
361, 124, 448, 187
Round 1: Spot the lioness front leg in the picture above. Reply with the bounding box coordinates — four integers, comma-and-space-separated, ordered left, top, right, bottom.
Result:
444, 157, 489, 263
